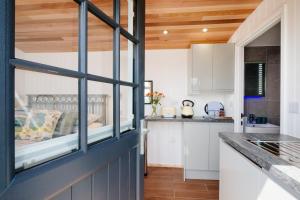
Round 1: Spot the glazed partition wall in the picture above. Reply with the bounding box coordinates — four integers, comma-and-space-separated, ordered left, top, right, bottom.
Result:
0, 0, 145, 199
14, 0, 137, 171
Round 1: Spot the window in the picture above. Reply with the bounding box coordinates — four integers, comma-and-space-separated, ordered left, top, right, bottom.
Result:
120, 86, 134, 133
89, 0, 114, 19
87, 81, 113, 144
15, 69, 79, 170
15, 0, 79, 71
120, 35, 134, 82
120, 0, 136, 34
88, 12, 114, 78
11, 0, 139, 171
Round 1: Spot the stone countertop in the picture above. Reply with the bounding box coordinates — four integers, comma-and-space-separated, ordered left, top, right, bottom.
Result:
219, 132, 300, 199
145, 116, 234, 123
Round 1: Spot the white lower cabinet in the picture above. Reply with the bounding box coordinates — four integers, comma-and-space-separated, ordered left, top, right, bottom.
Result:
147, 122, 183, 167
220, 140, 297, 200
219, 139, 262, 200
184, 123, 210, 172
209, 124, 234, 171
258, 172, 297, 200
184, 123, 233, 179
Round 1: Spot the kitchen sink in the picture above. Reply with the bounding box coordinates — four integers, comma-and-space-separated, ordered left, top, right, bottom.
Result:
246, 139, 300, 166
245, 123, 280, 134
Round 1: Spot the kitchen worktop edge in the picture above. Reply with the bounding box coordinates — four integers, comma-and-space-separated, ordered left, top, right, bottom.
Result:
145, 116, 234, 123
219, 132, 300, 199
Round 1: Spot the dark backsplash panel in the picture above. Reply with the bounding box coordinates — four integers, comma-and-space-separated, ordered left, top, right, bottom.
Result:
244, 46, 280, 125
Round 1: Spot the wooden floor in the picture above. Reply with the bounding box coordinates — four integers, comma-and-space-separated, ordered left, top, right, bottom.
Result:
144, 167, 219, 200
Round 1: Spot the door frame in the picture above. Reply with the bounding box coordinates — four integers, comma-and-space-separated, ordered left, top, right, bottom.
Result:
0, 0, 15, 192
233, 5, 287, 134
0, 0, 145, 199
135, 0, 146, 199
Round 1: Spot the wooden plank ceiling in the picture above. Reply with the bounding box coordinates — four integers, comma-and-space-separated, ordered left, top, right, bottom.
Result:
15, 0, 262, 53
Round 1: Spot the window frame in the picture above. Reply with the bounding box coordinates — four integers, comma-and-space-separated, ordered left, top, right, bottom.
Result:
0, 0, 142, 184
0, 0, 15, 191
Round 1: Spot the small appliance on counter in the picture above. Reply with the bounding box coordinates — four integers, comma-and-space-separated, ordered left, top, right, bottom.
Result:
204, 101, 224, 118
247, 114, 268, 124
256, 117, 268, 124
160, 107, 176, 118
248, 114, 256, 124
181, 100, 194, 118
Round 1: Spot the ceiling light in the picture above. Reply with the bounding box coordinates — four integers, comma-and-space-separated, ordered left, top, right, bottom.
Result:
202, 28, 208, 33
163, 30, 169, 35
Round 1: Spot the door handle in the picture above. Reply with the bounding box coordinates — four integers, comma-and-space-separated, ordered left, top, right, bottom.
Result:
241, 113, 247, 133
140, 119, 149, 155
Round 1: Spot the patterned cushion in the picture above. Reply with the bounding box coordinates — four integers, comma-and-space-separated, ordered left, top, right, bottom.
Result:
53, 112, 78, 137
15, 110, 27, 134
16, 110, 62, 141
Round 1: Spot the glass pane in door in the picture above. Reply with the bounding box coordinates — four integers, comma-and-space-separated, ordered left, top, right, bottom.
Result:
120, 86, 134, 133
15, 69, 79, 171
15, 0, 79, 71
87, 81, 114, 144
120, 0, 136, 34
89, 0, 114, 19
88, 12, 114, 78
120, 35, 134, 82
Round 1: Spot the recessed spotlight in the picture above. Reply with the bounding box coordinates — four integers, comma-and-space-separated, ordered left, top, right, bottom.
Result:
202, 28, 208, 33
163, 30, 169, 35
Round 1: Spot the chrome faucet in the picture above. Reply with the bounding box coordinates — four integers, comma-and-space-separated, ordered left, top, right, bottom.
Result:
241, 113, 247, 133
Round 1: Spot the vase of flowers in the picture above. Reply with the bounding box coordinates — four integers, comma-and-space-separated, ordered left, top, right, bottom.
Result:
146, 91, 165, 117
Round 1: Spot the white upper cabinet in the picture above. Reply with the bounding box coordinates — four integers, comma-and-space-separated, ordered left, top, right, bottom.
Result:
212, 44, 235, 91
191, 44, 213, 92
189, 43, 235, 94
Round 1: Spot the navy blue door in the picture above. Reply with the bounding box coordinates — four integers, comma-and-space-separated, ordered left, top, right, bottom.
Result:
0, 0, 145, 199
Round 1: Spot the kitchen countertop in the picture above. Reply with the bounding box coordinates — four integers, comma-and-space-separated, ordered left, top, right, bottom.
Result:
145, 116, 234, 123
219, 132, 300, 199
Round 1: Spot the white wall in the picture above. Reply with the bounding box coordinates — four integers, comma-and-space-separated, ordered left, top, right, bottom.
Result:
247, 23, 281, 47
230, 0, 300, 137
16, 47, 234, 118
145, 49, 234, 117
